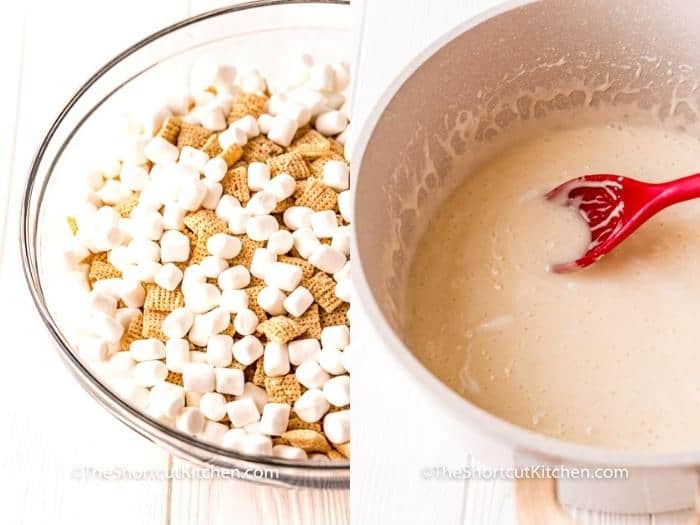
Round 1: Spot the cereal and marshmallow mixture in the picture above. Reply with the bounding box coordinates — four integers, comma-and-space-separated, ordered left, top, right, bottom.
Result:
62, 55, 351, 461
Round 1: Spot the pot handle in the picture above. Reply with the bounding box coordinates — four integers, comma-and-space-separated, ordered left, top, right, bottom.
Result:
515, 478, 700, 524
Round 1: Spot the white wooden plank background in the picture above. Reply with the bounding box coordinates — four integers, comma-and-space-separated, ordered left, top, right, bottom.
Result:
0, 1, 348, 524
351, 0, 694, 524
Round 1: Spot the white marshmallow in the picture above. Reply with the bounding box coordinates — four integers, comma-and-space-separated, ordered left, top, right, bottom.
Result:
92, 313, 124, 344
257, 114, 274, 134
130, 338, 166, 361
148, 383, 185, 419
215, 367, 245, 395
177, 177, 207, 211
231, 115, 260, 138
154, 263, 184, 291
257, 286, 287, 316
189, 351, 208, 364
78, 336, 109, 362
295, 360, 330, 389
132, 260, 162, 284
133, 360, 168, 387
179, 146, 209, 173
250, 248, 275, 279
272, 445, 308, 460
218, 265, 250, 290
331, 225, 351, 256
207, 233, 241, 259
266, 230, 294, 255
321, 325, 350, 350
287, 87, 327, 116
200, 256, 228, 278
227, 207, 252, 235
335, 279, 351, 302
307, 64, 336, 92
145, 136, 179, 165
283, 206, 313, 230
226, 398, 260, 427
318, 348, 347, 375
130, 208, 164, 241
218, 125, 247, 149
323, 375, 350, 407
181, 264, 206, 293
199, 392, 227, 421
203, 156, 228, 182
325, 92, 346, 110
127, 238, 160, 263
239, 433, 273, 456
85, 169, 105, 191
267, 116, 298, 147
259, 403, 290, 436
247, 191, 278, 216
115, 307, 140, 328
265, 173, 296, 201
201, 180, 223, 210
198, 420, 228, 445
113, 380, 149, 409
199, 307, 230, 336
160, 230, 190, 263
341, 344, 352, 374
323, 410, 350, 445
246, 215, 279, 241
293, 389, 330, 423
233, 309, 259, 336
219, 289, 249, 314
332, 61, 350, 91
182, 362, 215, 393
322, 159, 349, 191
190, 55, 232, 92
185, 282, 221, 314
292, 228, 321, 259
309, 244, 346, 274
232, 335, 264, 366
163, 308, 195, 339
117, 280, 145, 308
206, 334, 233, 367
86, 290, 117, 317
236, 382, 268, 412
120, 164, 149, 191
288, 338, 320, 366
222, 428, 248, 452
263, 342, 290, 377
310, 210, 338, 238
215, 194, 241, 222
238, 68, 267, 94
283, 286, 314, 317
165, 338, 190, 373
247, 162, 271, 191
338, 190, 352, 223
162, 204, 186, 230
277, 101, 311, 126
315, 110, 348, 136
176, 407, 206, 435
264, 262, 303, 292
198, 106, 227, 131
98, 181, 132, 207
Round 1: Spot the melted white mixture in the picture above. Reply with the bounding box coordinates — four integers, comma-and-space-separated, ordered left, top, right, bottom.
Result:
407, 125, 700, 451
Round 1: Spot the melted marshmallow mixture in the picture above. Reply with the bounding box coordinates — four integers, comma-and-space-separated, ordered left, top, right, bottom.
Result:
407, 125, 700, 451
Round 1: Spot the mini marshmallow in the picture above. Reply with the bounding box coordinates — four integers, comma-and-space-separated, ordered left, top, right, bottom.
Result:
288, 338, 320, 366
86, 290, 117, 317
266, 230, 294, 255
335, 279, 351, 302
309, 245, 346, 274
120, 164, 149, 191
264, 262, 303, 292
189, 351, 208, 364
318, 348, 347, 375
226, 398, 260, 427
85, 169, 105, 191
207, 233, 241, 259
307, 64, 336, 92
331, 225, 351, 256
283, 206, 313, 230
238, 68, 267, 94
198, 420, 228, 445
145, 136, 179, 165
338, 190, 352, 223
333, 61, 350, 91
127, 238, 160, 263
323, 375, 350, 407
201, 180, 223, 210
246, 215, 279, 241
325, 92, 346, 110
247, 191, 278, 216
165, 338, 190, 373
247, 162, 270, 191
219, 289, 249, 313
199, 307, 230, 336
231, 115, 260, 138
132, 260, 162, 284
162, 204, 186, 230
283, 286, 314, 317
203, 156, 228, 182
179, 146, 209, 173
321, 325, 350, 350
232, 335, 264, 366
278, 101, 311, 127
198, 106, 227, 131
322, 160, 349, 191
259, 403, 290, 436
233, 309, 259, 336
154, 263, 184, 291
272, 445, 308, 460
176, 407, 206, 435
130, 208, 164, 241
263, 342, 290, 377
250, 248, 276, 279
183, 362, 215, 393
222, 428, 248, 452
78, 336, 109, 362
341, 344, 351, 374
163, 308, 195, 339
257, 286, 287, 316
239, 433, 273, 456
190, 55, 230, 91
218, 125, 247, 150
92, 313, 124, 344
199, 392, 227, 421
293, 388, 330, 423
287, 86, 326, 116
323, 409, 350, 445
91, 277, 123, 298
218, 265, 250, 290
257, 114, 274, 134
113, 380, 149, 409
215, 367, 245, 395
292, 228, 321, 259
182, 264, 206, 292
265, 173, 296, 202
315, 110, 348, 136
130, 338, 166, 361
148, 383, 185, 419
215, 194, 241, 222
117, 280, 145, 308
185, 282, 221, 314
295, 360, 330, 389
310, 210, 338, 238
177, 177, 207, 211
200, 256, 229, 278
185, 391, 202, 407
97, 180, 131, 207
227, 208, 251, 235
115, 307, 140, 328
133, 360, 168, 387
236, 382, 268, 412
160, 230, 190, 263
206, 334, 233, 367
267, 116, 298, 147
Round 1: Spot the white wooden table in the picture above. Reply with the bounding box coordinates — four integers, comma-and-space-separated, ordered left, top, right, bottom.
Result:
351, 0, 695, 524
0, 1, 348, 523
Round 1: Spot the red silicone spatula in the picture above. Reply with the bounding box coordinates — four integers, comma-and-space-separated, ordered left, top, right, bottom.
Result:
546, 173, 700, 272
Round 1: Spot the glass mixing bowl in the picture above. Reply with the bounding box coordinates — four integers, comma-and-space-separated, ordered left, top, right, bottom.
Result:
20, 0, 350, 489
